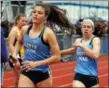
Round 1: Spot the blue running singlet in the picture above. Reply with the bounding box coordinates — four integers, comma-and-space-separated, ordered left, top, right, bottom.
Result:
23, 25, 51, 72
75, 37, 98, 76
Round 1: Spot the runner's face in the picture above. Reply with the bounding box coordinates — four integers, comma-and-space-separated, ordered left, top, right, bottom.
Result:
18, 16, 27, 27
32, 6, 46, 24
81, 22, 94, 36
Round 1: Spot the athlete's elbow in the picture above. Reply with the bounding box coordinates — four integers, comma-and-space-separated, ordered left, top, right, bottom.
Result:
93, 54, 100, 59
55, 55, 61, 62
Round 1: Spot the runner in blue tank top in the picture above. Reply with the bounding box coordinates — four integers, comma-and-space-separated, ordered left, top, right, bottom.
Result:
12, 3, 74, 87
61, 19, 101, 88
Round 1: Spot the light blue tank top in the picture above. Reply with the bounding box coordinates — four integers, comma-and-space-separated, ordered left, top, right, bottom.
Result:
23, 26, 51, 72
75, 37, 98, 76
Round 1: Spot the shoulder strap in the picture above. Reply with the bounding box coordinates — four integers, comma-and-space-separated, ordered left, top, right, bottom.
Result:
89, 36, 96, 45
39, 26, 49, 46
27, 25, 32, 35
81, 38, 83, 43
39, 26, 45, 38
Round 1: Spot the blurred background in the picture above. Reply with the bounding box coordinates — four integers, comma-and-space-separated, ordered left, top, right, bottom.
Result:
1, 1, 108, 23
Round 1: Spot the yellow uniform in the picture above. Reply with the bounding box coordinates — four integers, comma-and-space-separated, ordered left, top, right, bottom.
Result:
17, 29, 25, 59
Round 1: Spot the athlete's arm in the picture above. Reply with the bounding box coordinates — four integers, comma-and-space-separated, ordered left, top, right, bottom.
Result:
8, 27, 17, 55
38, 28, 61, 65
75, 37, 101, 59
60, 39, 78, 55
23, 37, 78, 71
13, 25, 28, 58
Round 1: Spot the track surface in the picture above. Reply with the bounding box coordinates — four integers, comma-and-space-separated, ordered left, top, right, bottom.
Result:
2, 55, 108, 87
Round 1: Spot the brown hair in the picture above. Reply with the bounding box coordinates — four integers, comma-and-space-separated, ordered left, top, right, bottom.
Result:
14, 13, 25, 25
33, 3, 74, 31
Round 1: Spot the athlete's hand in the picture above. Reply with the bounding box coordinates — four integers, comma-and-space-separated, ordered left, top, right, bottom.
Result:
14, 60, 21, 69
22, 61, 40, 72
9, 55, 17, 62
73, 42, 83, 48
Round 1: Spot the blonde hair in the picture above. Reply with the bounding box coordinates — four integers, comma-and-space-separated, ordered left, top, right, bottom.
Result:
14, 13, 25, 25
82, 19, 94, 29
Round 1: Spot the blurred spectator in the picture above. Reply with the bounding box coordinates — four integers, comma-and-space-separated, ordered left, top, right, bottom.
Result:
94, 20, 108, 37
1, 20, 11, 38
75, 18, 83, 36
0, 28, 9, 86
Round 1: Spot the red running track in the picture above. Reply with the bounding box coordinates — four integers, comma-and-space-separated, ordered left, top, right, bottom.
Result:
2, 55, 108, 87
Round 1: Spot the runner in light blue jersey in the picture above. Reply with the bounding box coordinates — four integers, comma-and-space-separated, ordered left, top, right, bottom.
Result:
12, 3, 74, 87
75, 37, 98, 76
61, 19, 101, 88
23, 26, 51, 72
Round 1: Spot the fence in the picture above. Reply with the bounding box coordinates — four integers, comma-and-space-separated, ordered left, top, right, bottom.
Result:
101, 37, 108, 55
